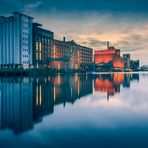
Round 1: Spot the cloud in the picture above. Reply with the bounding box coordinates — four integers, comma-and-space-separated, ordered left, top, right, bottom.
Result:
23, 1, 43, 12
1, 0, 148, 64
29, 11, 148, 64
86, 39, 108, 47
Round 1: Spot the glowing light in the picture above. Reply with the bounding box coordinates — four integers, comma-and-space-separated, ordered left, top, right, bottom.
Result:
57, 74, 61, 84
53, 45, 56, 58
58, 62, 60, 70
78, 80, 80, 96
39, 85, 42, 106
36, 42, 38, 50
94, 49, 120, 64
39, 42, 42, 60
114, 74, 124, 84
113, 59, 124, 70
95, 55, 114, 63
78, 50, 80, 63
36, 42, 39, 60
39, 43, 42, 51
95, 50, 117, 55
48, 76, 50, 81
71, 87, 72, 97
54, 85, 56, 101
75, 74, 78, 82
36, 85, 38, 106
94, 78, 115, 94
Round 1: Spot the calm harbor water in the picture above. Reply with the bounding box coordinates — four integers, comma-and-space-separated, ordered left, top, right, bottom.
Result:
0, 72, 148, 148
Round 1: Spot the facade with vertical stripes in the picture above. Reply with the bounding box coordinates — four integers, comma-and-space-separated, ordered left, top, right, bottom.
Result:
0, 12, 33, 69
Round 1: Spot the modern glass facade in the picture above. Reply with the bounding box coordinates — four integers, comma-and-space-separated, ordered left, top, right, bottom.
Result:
0, 12, 33, 69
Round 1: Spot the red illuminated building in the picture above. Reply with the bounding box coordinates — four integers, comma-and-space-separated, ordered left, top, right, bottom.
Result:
94, 44, 126, 70
113, 58, 124, 70
94, 48, 120, 64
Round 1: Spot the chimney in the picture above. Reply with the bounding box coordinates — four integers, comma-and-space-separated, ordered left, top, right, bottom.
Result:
63, 37, 66, 42
107, 41, 110, 50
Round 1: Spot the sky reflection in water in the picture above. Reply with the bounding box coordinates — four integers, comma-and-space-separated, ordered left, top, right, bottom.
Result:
0, 73, 148, 148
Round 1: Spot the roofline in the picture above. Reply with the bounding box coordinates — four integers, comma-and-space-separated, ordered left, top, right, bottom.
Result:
33, 23, 42, 27
13, 12, 34, 19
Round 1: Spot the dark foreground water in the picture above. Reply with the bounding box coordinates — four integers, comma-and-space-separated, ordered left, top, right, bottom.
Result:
0, 72, 148, 148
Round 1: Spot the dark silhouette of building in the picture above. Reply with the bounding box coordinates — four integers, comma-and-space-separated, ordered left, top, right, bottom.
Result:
130, 60, 140, 71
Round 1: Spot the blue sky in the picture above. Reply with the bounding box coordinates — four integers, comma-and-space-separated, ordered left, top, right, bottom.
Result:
1, 0, 148, 13
0, 0, 148, 64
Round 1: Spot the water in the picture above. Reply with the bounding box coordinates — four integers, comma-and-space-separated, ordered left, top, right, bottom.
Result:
0, 72, 148, 148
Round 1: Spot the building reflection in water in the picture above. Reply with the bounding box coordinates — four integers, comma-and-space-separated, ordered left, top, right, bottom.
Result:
94, 73, 139, 101
0, 73, 139, 134
0, 74, 93, 134
0, 77, 33, 134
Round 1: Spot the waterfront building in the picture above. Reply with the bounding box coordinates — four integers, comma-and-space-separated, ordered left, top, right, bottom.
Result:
123, 54, 131, 70
113, 58, 124, 70
33, 23, 54, 68
66, 40, 93, 70
49, 38, 70, 70
94, 44, 129, 71
49, 39, 93, 70
94, 47, 122, 71
0, 12, 33, 69
130, 60, 140, 71
94, 47, 120, 64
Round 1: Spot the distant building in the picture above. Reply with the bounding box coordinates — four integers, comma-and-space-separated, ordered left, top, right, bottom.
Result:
140, 65, 148, 71
0, 12, 33, 69
67, 40, 93, 70
94, 46, 124, 71
130, 60, 140, 71
113, 58, 124, 70
33, 23, 54, 68
94, 45, 137, 71
94, 47, 120, 64
123, 54, 130, 70
49, 38, 70, 70
49, 39, 93, 70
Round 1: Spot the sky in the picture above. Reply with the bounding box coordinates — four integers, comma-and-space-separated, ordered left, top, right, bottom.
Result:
0, 0, 148, 65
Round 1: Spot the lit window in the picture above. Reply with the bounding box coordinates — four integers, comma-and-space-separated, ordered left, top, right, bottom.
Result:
36, 42, 38, 50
